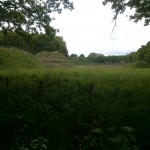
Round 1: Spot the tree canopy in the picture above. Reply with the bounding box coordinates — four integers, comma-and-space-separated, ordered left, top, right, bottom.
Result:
136, 41, 150, 63
0, 0, 74, 34
103, 0, 150, 26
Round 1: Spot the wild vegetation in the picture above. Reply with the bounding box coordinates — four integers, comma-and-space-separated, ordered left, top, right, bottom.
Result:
1, 0, 150, 150
0, 52, 150, 149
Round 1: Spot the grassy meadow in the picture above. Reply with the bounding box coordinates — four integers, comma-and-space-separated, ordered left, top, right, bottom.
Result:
0, 48, 150, 149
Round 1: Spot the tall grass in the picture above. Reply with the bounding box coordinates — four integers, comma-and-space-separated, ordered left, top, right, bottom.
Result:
0, 65, 150, 149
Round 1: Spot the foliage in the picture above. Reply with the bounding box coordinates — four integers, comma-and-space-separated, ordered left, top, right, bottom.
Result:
103, 0, 150, 26
0, 31, 29, 50
79, 54, 85, 59
31, 34, 53, 54
0, 0, 73, 34
50, 36, 68, 57
135, 42, 150, 63
82, 126, 139, 150
69, 53, 79, 63
0, 31, 68, 55
20, 137, 48, 150
69, 52, 135, 64
126, 52, 136, 62
87, 52, 100, 63
133, 61, 150, 68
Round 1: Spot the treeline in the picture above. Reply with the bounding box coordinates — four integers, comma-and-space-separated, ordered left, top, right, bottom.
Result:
70, 52, 135, 63
70, 52, 135, 64
70, 41, 150, 64
0, 31, 68, 57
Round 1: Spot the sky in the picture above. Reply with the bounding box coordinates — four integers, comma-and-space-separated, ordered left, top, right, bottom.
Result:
51, 0, 150, 56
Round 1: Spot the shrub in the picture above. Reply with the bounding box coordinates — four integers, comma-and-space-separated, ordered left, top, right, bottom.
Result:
133, 61, 150, 68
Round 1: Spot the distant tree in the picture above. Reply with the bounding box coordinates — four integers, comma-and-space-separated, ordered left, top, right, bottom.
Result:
79, 54, 85, 61
97, 54, 106, 63
103, 0, 150, 26
87, 53, 106, 63
126, 52, 136, 62
79, 54, 85, 58
109, 55, 126, 63
87, 52, 99, 63
136, 42, 150, 63
0, 0, 73, 34
70, 54, 78, 58
70, 53, 78, 62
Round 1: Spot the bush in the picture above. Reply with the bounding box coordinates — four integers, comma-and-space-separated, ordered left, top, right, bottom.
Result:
133, 61, 150, 68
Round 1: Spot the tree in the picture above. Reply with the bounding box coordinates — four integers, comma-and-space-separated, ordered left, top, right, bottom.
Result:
0, 31, 27, 49
69, 53, 78, 62
87, 52, 98, 62
31, 34, 68, 55
0, 30, 68, 55
79, 54, 85, 61
0, 0, 74, 34
103, 0, 150, 26
126, 52, 136, 62
51, 36, 68, 57
136, 42, 150, 63
31, 34, 52, 54
97, 54, 106, 63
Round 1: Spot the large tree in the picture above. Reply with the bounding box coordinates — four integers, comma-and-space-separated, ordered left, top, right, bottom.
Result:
31, 34, 68, 56
103, 0, 150, 26
0, 0, 73, 34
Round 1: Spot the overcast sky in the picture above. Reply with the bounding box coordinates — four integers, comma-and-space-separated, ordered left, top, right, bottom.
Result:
51, 0, 150, 56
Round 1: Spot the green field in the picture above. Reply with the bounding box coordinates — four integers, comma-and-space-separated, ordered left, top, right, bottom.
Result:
0, 64, 150, 150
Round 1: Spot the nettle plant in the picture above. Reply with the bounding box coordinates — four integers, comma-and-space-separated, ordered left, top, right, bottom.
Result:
20, 137, 48, 150
82, 126, 139, 150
